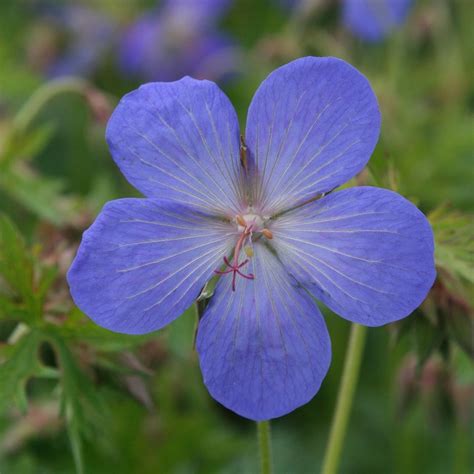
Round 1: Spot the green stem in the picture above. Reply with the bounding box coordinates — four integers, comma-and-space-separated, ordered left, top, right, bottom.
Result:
257, 420, 273, 474
13, 77, 89, 133
321, 324, 367, 474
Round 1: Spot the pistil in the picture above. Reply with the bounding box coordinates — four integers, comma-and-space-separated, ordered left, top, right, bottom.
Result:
215, 220, 255, 291
214, 214, 272, 291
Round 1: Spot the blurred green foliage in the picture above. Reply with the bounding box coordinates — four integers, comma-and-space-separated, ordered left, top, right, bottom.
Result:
0, 0, 473, 473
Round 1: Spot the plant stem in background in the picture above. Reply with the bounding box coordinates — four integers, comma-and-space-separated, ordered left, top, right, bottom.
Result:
257, 420, 273, 474
321, 324, 367, 474
13, 77, 90, 133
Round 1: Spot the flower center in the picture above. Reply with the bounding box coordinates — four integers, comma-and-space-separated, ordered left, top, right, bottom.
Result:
236, 213, 264, 233
214, 213, 273, 291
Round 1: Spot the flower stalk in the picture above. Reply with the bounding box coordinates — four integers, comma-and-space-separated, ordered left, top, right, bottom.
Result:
257, 420, 273, 474
13, 77, 90, 133
321, 323, 367, 474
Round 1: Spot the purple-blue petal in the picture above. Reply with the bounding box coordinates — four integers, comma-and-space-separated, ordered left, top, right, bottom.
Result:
106, 78, 245, 215
343, 0, 412, 42
67, 199, 235, 335
271, 187, 436, 326
197, 243, 331, 420
245, 57, 381, 215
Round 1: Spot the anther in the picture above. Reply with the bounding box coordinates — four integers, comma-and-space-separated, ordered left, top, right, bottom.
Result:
236, 214, 247, 227
262, 228, 273, 239
244, 246, 254, 257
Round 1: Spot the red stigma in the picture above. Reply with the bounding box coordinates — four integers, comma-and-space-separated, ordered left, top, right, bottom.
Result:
214, 256, 254, 291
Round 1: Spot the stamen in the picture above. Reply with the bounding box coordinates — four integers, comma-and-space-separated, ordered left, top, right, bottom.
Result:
236, 214, 247, 227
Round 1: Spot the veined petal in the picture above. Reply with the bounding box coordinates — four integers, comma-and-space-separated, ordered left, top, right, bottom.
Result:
106, 77, 244, 215
67, 199, 235, 334
197, 244, 331, 420
271, 187, 436, 326
245, 57, 380, 215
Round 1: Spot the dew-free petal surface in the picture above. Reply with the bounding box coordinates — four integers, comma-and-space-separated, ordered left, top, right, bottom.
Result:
271, 187, 435, 326
67, 199, 235, 334
197, 244, 331, 420
343, 0, 412, 42
106, 78, 244, 215
245, 57, 380, 215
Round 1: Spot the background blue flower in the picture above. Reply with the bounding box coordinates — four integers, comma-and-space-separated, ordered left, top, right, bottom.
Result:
343, 0, 413, 41
35, 4, 116, 78
118, 0, 240, 82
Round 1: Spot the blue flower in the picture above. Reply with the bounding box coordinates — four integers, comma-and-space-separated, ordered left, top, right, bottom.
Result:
67, 57, 435, 420
38, 5, 115, 78
272, 0, 411, 42
118, 0, 239, 82
343, 0, 412, 42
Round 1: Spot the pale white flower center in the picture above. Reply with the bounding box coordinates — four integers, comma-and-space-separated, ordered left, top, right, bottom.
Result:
242, 214, 264, 231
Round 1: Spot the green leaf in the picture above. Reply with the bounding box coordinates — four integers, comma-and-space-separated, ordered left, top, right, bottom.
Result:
0, 329, 42, 413
428, 206, 474, 360
0, 164, 81, 225
48, 331, 108, 474
0, 122, 56, 169
0, 214, 35, 315
56, 307, 153, 352
447, 308, 474, 359
0, 214, 58, 322
430, 206, 474, 284
413, 318, 443, 365
0, 295, 30, 321
67, 414, 85, 474
35, 264, 59, 305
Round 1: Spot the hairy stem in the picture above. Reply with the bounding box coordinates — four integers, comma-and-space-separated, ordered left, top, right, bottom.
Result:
321, 323, 367, 474
257, 420, 273, 474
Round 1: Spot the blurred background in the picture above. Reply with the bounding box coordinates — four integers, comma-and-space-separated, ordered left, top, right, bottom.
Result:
0, 0, 472, 473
